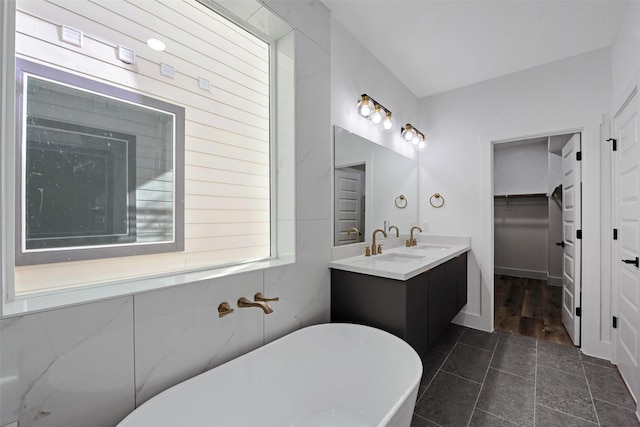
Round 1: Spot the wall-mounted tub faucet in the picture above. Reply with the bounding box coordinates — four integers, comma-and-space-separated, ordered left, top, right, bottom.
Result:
238, 297, 273, 314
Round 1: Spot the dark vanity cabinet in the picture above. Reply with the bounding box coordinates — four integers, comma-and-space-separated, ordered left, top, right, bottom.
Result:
331, 252, 467, 357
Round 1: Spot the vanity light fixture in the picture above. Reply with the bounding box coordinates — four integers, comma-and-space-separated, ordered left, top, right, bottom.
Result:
401, 124, 428, 151
357, 94, 395, 131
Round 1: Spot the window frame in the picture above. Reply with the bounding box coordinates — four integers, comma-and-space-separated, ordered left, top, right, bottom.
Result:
1, 0, 295, 317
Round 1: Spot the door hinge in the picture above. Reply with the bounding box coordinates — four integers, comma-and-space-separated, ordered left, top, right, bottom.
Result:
613, 229, 618, 240
577, 230, 582, 239
576, 307, 581, 317
607, 138, 617, 151
613, 316, 618, 329
576, 151, 582, 161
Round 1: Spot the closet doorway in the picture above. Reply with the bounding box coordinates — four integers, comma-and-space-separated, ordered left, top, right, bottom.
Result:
493, 133, 581, 346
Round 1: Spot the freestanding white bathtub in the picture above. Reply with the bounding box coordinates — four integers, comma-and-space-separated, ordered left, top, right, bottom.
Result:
117, 323, 422, 427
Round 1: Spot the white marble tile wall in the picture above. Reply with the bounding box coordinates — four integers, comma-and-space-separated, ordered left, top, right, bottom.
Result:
133, 271, 266, 405
0, 297, 135, 427
264, 219, 332, 343
264, 0, 331, 52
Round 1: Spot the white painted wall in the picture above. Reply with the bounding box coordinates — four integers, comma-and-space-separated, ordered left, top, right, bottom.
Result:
330, 18, 419, 160
612, 1, 640, 111
418, 49, 611, 359
493, 140, 548, 196
494, 197, 549, 279
493, 141, 550, 279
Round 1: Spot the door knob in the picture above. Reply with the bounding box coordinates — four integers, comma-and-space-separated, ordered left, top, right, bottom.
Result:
621, 257, 639, 268
555, 242, 565, 247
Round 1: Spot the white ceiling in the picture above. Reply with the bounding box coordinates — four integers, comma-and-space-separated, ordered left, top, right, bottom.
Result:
322, 0, 630, 98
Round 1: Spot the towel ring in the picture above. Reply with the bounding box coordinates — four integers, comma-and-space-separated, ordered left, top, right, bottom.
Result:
429, 193, 445, 208
395, 194, 408, 209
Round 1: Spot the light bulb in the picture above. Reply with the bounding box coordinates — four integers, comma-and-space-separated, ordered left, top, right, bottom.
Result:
402, 125, 415, 141
357, 95, 374, 118
371, 105, 384, 124
381, 111, 395, 131
412, 134, 420, 146
417, 134, 428, 151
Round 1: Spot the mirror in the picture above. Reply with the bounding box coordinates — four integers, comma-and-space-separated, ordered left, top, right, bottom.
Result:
334, 125, 418, 246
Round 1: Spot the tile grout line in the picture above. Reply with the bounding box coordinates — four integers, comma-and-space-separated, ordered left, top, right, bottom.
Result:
473, 407, 522, 427
592, 396, 638, 412
536, 402, 600, 425
422, 342, 457, 391
465, 332, 500, 427
413, 330, 465, 423
581, 358, 602, 426
439, 368, 484, 386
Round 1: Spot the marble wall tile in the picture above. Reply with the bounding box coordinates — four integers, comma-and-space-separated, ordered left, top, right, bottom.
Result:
0, 298, 134, 427
294, 32, 332, 221
133, 271, 265, 406
264, 219, 331, 343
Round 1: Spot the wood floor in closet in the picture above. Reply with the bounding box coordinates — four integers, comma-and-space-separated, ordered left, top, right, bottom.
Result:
494, 275, 573, 346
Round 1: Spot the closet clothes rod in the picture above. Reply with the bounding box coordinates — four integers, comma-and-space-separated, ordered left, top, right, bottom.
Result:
494, 193, 547, 199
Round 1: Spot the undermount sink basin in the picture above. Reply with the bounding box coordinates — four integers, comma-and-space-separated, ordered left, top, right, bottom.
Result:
375, 253, 426, 263
351, 253, 426, 265
413, 244, 451, 252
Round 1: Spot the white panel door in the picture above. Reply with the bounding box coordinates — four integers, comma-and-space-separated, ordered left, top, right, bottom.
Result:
613, 89, 640, 403
334, 167, 364, 246
561, 133, 582, 346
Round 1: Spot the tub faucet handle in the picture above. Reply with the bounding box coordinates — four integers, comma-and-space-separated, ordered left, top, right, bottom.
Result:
255, 292, 279, 302
218, 302, 235, 318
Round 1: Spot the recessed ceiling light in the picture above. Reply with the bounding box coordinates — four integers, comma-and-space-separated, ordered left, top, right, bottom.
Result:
147, 38, 166, 51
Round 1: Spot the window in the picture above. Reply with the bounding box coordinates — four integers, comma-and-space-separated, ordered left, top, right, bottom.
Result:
0, 0, 294, 307
16, 59, 185, 265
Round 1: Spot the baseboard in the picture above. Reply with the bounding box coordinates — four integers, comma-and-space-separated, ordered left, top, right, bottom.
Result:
494, 267, 547, 280
547, 275, 562, 287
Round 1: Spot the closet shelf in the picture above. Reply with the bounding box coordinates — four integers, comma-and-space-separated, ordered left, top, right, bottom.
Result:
494, 193, 547, 199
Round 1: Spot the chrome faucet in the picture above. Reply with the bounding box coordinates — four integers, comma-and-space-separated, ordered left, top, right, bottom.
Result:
388, 225, 399, 237
369, 228, 388, 256
238, 297, 273, 314
408, 226, 423, 247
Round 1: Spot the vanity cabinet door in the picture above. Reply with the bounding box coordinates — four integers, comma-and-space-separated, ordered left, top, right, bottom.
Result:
330, 269, 406, 338
428, 263, 455, 346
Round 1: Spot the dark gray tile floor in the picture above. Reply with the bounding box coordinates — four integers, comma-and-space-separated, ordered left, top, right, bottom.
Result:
411, 325, 640, 427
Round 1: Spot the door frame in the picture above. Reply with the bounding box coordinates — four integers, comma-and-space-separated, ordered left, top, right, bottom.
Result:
491, 132, 582, 344
480, 115, 610, 358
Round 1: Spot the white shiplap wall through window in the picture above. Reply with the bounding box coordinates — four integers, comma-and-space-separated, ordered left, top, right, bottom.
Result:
13, 0, 273, 295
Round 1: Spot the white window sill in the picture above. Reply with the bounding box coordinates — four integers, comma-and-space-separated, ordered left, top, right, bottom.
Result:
2, 256, 295, 318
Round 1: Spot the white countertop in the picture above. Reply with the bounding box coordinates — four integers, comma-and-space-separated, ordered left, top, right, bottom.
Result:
329, 235, 470, 281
